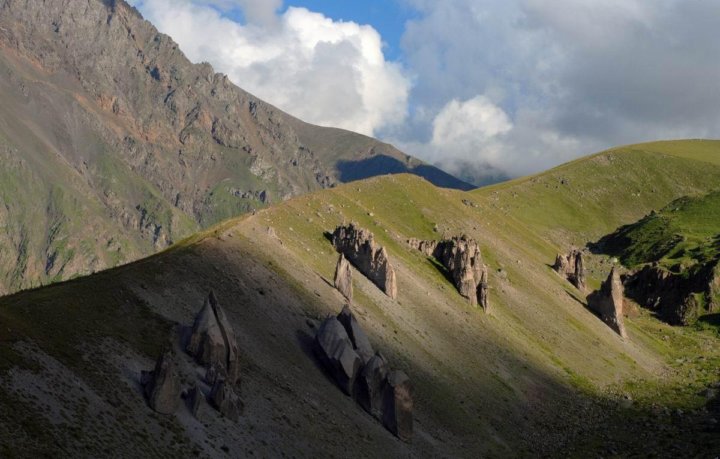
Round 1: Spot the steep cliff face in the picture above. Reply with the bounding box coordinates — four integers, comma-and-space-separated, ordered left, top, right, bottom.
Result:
0, 0, 470, 293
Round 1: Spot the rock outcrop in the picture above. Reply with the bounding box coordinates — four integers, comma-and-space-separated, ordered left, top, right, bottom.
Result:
356, 352, 389, 419
313, 305, 413, 441
407, 238, 438, 257
337, 304, 374, 364
184, 385, 210, 421
478, 265, 490, 311
332, 224, 397, 299
141, 351, 181, 414
315, 316, 362, 395
186, 291, 241, 386
553, 249, 586, 291
383, 370, 414, 442
334, 253, 353, 301
587, 267, 627, 338
409, 235, 489, 310
208, 379, 243, 422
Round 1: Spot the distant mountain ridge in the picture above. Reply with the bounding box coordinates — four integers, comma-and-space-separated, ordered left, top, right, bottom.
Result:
0, 0, 471, 294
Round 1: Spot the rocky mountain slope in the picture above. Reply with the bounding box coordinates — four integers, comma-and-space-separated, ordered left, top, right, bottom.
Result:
2, 140, 720, 456
0, 0, 470, 295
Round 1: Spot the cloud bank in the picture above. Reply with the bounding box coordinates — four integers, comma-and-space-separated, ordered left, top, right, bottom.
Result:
131, 0, 720, 184
131, 0, 409, 137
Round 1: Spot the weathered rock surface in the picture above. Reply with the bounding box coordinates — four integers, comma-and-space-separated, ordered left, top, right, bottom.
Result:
332, 224, 397, 299
478, 264, 490, 312
553, 249, 586, 291
382, 370, 414, 442
186, 291, 241, 386
625, 265, 700, 326
185, 385, 210, 421
587, 267, 627, 338
337, 305, 374, 364
208, 379, 243, 422
410, 235, 489, 309
314, 316, 362, 395
334, 253, 353, 301
313, 306, 413, 441
141, 351, 181, 414
356, 352, 388, 419
407, 238, 438, 257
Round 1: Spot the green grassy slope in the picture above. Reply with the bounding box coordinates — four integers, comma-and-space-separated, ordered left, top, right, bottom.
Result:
2, 141, 720, 455
596, 190, 720, 270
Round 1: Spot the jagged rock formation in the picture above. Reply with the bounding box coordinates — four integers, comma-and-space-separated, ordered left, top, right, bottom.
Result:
553, 249, 586, 291
141, 351, 181, 414
409, 235, 489, 310
334, 253, 353, 301
337, 304, 375, 364
0, 0, 470, 296
186, 291, 241, 386
208, 379, 243, 422
624, 265, 701, 326
383, 370, 414, 442
315, 316, 362, 395
314, 305, 413, 441
332, 224, 397, 299
587, 267, 627, 338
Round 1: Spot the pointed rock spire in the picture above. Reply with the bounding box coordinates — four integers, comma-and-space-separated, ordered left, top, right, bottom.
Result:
587, 266, 627, 338
141, 351, 181, 414
186, 291, 241, 386
334, 253, 353, 301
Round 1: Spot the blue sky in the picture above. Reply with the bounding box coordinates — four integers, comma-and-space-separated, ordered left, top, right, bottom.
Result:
132, 0, 720, 184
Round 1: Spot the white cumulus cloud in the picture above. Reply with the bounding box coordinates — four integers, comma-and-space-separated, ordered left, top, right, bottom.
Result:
130, 0, 410, 137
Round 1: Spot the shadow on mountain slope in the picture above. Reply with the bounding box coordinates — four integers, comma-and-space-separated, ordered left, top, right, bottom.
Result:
1, 228, 719, 457
337, 155, 475, 191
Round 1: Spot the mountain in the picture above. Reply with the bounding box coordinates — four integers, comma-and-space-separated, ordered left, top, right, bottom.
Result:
2, 140, 720, 456
0, 0, 471, 295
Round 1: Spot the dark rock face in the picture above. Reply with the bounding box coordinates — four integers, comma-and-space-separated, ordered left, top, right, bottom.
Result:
356, 352, 388, 419
141, 351, 181, 414
208, 379, 243, 422
334, 253, 353, 301
708, 264, 720, 313
313, 306, 413, 441
409, 235, 489, 310
185, 385, 210, 421
624, 265, 698, 325
186, 291, 241, 386
382, 370, 414, 442
337, 304, 374, 364
587, 267, 627, 338
553, 249, 586, 291
314, 316, 362, 395
332, 224, 397, 299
